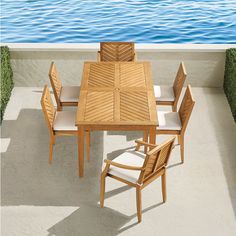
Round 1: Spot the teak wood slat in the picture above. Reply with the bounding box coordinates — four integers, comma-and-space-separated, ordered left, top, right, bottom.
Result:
76, 61, 158, 177
98, 42, 135, 62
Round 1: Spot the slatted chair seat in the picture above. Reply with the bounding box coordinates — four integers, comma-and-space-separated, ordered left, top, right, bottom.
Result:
157, 111, 182, 131
108, 150, 146, 184
53, 111, 77, 131
154, 85, 175, 102
100, 137, 176, 223
155, 62, 187, 112
60, 86, 80, 103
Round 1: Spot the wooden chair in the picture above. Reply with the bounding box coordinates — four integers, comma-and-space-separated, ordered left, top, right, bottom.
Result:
154, 62, 187, 111
100, 136, 176, 223
41, 85, 90, 164
153, 85, 195, 163
49, 62, 80, 111
97, 42, 136, 62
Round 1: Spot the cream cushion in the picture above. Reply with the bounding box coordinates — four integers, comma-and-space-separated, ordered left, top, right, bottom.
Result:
53, 111, 77, 131
154, 85, 175, 102
157, 111, 182, 130
108, 150, 145, 184
60, 86, 80, 103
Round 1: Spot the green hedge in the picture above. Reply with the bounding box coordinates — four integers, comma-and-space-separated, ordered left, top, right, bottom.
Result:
0, 46, 14, 123
224, 48, 236, 122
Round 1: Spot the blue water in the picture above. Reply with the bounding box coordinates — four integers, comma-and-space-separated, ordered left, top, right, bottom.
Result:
1, 0, 236, 43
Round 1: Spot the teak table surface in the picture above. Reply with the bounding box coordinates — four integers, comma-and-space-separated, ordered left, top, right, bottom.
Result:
76, 61, 158, 177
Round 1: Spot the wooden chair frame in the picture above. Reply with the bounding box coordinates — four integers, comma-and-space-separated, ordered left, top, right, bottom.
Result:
97, 42, 136, 62
41, 85, 90, 164
156, 62, 187, 112
49, 62, 78, 111
150, 85, 195, 163
100, 136, 176, 222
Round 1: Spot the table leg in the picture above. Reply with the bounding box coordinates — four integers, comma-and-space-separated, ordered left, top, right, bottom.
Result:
149, 126, 156, 147
78, 126, 84, 177
143, 130, 149, 153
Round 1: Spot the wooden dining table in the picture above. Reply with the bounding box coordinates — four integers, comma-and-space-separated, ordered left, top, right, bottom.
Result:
76, 61, 158, 177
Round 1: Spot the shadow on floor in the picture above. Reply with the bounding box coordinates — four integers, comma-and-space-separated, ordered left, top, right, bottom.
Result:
107, 130, 143, 141
201, 88, 236, 217
1, 109, 106, 206
47, 204, 130, 236
106, 146, 136, 160
2, 109, 164, 235
46, 201, 164, 236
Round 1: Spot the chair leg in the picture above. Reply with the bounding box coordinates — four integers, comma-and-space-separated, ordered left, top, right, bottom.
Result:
143, 131, 149, 154
178, 135, 184, 163
86, 131, 90, 162
136, 186, 142, 223
100, 174, 106, 208
57, 104, 62, 111
49, 138, 54, 164
172, 105, 177, 112
161, 171, 167, 203
89, 131, 91, 147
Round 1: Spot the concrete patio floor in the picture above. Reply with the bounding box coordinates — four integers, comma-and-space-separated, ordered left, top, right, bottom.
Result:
1, 87, 236, 236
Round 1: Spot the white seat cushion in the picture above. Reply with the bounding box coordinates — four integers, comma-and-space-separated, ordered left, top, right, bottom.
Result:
154, 85, 175, 102
60, 86, 80, 103
157, 111, 182, 130
108, 150, 145, 184
53, 111, 77, 131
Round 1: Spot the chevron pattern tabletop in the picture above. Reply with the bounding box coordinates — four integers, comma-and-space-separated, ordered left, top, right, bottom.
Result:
76, 61, 157, 126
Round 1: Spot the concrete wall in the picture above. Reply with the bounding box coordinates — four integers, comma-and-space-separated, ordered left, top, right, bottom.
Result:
5, 43, 236, 87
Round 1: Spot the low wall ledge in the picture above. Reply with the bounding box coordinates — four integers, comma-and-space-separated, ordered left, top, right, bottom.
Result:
1, 43, 236, 53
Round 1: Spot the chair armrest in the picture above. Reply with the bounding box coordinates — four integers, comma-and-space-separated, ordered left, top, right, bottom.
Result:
97, 51, 101, 61
104, 159, 144, 171
135, 140, 157, 151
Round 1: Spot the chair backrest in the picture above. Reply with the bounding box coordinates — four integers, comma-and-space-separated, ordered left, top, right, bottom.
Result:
178, 85, 195, 132
138, 136, 176, 184
41, 85, 56, 133
173, 62, 187, 103
48, 62, 62, 107
100, 42, 135, 62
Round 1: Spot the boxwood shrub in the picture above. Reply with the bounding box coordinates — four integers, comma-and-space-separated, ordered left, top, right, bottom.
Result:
224, 48, 236, 122
0, 46, 14, 122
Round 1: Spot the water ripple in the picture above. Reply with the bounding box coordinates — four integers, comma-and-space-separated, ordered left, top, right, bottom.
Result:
1, 0, 236, 43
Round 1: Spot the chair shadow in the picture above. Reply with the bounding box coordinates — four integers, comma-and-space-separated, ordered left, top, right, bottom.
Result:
119, 202, 164, 233
107, 130, 143, 141
167, 162, 183, 169
47, 201, 164, 236
32, 89, 43, 93
105, 185, 132, 199
32, 89, 54, 96
1, 109, 105, 206
106, 146, 136, 160
1, 108, 161, 235
47, 204, 131, 236
1, 108, 166, 235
